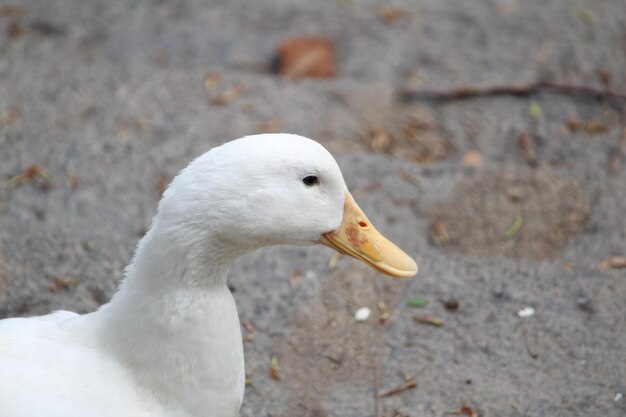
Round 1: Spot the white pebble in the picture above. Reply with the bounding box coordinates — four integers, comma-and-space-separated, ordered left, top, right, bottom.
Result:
517, 307, 535, 318
355, 307, 371, 321
615, 392, 623, 402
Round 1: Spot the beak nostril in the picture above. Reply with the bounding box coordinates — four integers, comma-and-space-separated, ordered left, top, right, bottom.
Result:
358, 221, 368, 228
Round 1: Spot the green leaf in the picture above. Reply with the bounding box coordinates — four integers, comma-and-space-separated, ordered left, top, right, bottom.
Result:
575, 7, 596, 24
503, 216, 524, 240
406, 297, 429, 308
529, 102, 542, 120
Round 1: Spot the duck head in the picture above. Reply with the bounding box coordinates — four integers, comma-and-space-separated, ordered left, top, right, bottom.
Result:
159, 134, 417, 278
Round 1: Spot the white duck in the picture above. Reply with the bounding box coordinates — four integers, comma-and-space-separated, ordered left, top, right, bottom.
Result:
0, 134, 417, 417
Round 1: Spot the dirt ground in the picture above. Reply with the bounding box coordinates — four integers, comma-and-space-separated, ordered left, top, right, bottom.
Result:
1, 0, 625, 416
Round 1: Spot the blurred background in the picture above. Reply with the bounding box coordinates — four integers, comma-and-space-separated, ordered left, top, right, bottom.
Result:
0, 0, 625, 416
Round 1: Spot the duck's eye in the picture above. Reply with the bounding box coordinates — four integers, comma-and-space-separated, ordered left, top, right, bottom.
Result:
302, 175, 320, 186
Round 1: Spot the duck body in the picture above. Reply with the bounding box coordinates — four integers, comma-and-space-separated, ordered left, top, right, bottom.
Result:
0, 302, 243, 417
0, 311, 166, 417
0, 221, 245, 417
0, 134, 417, 417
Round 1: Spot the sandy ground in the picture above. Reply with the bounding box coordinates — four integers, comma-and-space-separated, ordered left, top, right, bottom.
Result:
1, 0, 625, 416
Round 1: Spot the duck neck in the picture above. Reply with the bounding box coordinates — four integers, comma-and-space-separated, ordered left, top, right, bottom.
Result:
117, 220, 237, 294
97, 218, 247, 413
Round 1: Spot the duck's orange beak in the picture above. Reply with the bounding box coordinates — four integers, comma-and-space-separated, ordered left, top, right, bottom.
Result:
320, 193, 418, 278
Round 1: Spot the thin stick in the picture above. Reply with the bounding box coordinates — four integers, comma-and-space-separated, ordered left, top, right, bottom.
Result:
608, 127, 626, 173
372, 280, 409, 417
525, 324, 538, 359
373, 344, 383, 417
379, 377, 417, 398
398, 81, 626, 102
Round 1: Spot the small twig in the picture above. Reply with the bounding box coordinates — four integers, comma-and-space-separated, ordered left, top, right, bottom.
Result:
447, 406, 478, 417
372, 280, 409, 417
598, 256, 626, 269
380, 377, 417, 398
524, 324, 538, 359
373, 330, 383, 417
398, 81, 626, 102
412, 315, 444, 326
608, 127, 626, 173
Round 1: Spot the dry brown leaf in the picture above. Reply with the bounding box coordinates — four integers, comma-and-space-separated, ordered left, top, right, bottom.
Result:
518, 133, 538, 165
431, 219, 450, 245
7, 164, 50, 189
289, 269, 301, 288
565, 118, 581, 132
156, 175, 169, 197
565, 118, 609, 135
376, 6, 410, 24
0, 108, 21, 127
7, 22, 28, 38
269, 356, 280, 380
203, 72, 221, 92
443, 298, 459, 312
241, 319, 257, 334
370, 128, 392, 152
462, 150, 484, 167
50, 276, 80, 293
211, 84, 247, 105
584, 119, 609, 134
276, 37, 335, 78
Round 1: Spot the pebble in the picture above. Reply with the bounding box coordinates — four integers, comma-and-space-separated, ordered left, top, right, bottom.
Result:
517, 307, 535, 318
355, 307, 371, 321
443, 298, 460, 312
